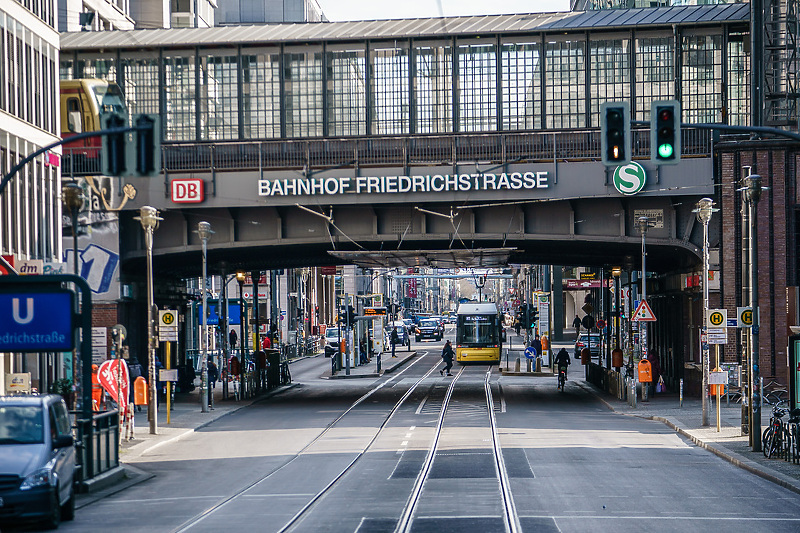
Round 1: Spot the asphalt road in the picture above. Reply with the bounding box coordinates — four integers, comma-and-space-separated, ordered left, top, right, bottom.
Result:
52, 331, 800, 533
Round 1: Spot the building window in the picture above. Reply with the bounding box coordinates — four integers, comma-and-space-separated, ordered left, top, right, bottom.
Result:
164, 54, 196, 141
589, 38, 630, 127
682, 33, 723, 124
284, 51, 323, 138
327, 48, 367, 136
502, 41, 541, 131
371, 45, 409, 135
415, 44, 453, 134
123, 56, 161, 118
199, 54, 238, 140
545, 39, 586, 129
635, 36, 674, 121
458, 43, 496, 132
727, 32, 750, 126
241, 51, 281, 139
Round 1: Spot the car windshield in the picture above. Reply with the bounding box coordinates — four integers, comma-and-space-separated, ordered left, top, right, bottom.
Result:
0, 405, 44, 444
420, 319, 438, 327
326, 328, 341, 339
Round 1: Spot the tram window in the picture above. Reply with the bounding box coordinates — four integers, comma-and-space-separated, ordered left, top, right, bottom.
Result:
66, 97, 82, 133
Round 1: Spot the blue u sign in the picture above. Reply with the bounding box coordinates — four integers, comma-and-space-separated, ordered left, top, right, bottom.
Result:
0, 292, 74, 352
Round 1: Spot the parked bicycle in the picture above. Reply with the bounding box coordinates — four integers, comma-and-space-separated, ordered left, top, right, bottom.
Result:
280, 360, 292, 385
762, 404, 791, 459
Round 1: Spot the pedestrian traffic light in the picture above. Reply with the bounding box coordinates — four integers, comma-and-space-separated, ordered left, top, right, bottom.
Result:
346, 305, 355, 327
650, 100, 680, 165
128, 114, 161, 176
101, 112, 127, 176
600, 102, 630, 166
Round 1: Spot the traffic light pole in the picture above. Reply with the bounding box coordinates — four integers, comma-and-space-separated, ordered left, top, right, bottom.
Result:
0, 126, 126, 196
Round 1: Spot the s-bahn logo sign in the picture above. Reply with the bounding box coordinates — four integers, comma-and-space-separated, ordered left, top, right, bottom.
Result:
258, 172, 550, 197
613, 162, 646, 195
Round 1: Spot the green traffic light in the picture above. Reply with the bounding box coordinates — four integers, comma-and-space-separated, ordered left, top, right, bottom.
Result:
658, 143, 674, 158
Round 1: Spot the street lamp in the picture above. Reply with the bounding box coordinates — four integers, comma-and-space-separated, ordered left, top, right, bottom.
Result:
236, 270, 246, 400
611, 266, 622, 352
637, 216, 655, 402
195, 222, 214, 413
694, 198, 718, 427
62, 183, 84, 277
743, 174, 764, 451
135, 206, 162, 435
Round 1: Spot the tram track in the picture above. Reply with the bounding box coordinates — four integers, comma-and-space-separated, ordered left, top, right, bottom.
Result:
170, 352, 438, 533
395, 366, 520, 533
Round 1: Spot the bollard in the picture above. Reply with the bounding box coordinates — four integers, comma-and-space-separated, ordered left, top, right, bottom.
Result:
377, 353, 382, 374
514, 357, 521, 372
535, 357, 542, 373
526, 358, 532, 372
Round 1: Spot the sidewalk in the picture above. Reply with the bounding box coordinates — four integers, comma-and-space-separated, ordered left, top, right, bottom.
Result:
578, 378, 800, 496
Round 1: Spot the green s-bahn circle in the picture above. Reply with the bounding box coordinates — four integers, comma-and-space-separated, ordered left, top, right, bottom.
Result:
613, 161, 647, 196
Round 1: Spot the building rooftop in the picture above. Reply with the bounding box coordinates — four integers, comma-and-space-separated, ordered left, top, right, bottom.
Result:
62, 4, 750, 50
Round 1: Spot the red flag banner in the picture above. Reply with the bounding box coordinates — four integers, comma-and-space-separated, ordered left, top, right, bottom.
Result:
97, 359, 130, 417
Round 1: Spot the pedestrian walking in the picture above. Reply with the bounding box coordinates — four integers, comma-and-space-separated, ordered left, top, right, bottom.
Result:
207, 357, 219, 389
128, 359, 144, 411
572, 314, 581, 336
229, 328, 238, 353
647, 349, 662, 395
391, 327, 399, 358
531, 334, 543, 358
440, 340, 455, 376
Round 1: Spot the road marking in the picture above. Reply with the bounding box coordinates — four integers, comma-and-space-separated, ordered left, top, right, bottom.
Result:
415, 395, 428, 414
401, 441, 408, 446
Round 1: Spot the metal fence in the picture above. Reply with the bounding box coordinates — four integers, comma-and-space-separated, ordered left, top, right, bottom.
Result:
71, 410, 119, 486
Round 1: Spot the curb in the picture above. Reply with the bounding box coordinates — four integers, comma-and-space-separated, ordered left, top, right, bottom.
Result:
323, 352, 418, 379
576, 381, 800, 496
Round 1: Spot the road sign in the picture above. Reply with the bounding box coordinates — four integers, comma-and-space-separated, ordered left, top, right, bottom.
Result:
632, 300, 656, 322
737, 306, 753, 328
364, 307, 387, 316
707, 309, 727, 328
707, 327, 728, 344
0, 291, 74, 352
709, 370, 728, 385
596, 319, 606, 330
159, 309, 177, 326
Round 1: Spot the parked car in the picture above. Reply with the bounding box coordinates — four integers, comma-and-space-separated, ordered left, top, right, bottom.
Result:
324, 327, 343, 357
574, 333, 602, 359
385, 321, 412, 351
415, 318, 443, 342
0, 394, 76, 529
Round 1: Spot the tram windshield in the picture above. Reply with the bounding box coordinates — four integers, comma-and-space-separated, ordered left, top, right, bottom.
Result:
457, 313, 499, 346
90, 82, 126, 115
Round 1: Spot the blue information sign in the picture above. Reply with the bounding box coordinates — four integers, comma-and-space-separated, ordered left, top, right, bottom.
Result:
200, 303, 242, 326
0, 291, 74, 352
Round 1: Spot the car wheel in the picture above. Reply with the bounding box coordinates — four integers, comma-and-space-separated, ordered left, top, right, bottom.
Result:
61, 484, 76, 521
43, 489, 61, 529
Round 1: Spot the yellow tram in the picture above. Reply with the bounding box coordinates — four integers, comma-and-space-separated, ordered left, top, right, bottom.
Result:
455, 302, 505, 364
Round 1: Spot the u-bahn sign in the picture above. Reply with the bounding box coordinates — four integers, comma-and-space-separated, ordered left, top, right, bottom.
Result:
0, 291, 75, 352
612, 162, 647, 195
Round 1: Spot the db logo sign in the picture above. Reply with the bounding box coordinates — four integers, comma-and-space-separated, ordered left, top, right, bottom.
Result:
171, 179, 204, 203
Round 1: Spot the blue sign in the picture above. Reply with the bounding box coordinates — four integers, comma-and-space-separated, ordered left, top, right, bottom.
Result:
200, 303, 241, 326
0, 292, 74, 352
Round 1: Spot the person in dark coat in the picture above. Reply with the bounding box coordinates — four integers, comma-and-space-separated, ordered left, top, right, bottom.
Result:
572, 315, 582, 335
128, 359, 144, 411
647, 349, 662, 394
391, 327, 399, 358
440, 340, 455, 376
207, 357, 219, 389
229, 328, 238, 352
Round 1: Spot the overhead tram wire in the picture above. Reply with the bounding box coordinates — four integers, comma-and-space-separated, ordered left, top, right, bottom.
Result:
169, 353, 437, 533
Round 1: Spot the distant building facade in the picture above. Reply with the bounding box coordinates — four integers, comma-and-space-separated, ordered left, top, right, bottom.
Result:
215, 0, 326, 25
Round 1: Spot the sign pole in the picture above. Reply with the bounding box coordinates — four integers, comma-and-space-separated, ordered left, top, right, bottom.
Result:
716, 343, 721, 432
166, 341, 172, 424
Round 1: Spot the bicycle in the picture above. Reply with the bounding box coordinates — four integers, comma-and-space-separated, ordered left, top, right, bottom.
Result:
762, 404, 790, 459
557, 365, 567, 392
280, 360, 292, 385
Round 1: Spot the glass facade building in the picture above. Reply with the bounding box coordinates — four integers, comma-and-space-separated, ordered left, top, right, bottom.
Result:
61, 6, 751, 142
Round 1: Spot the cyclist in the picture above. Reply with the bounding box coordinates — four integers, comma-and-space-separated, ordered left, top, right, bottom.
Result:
554, 347, 571, 383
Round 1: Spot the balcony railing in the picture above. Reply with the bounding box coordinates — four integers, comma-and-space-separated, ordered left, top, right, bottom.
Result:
60, 128, 713, 178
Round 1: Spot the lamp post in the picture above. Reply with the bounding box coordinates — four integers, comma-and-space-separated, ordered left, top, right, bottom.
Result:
744, 174, 763, 451
637, 216, 653, 401
694, 198, 718, 427
62, 183, 84, 277
195, 222, 213, 412
612, 266, 622, 351
236, 270, 246, 400
135, 206, 162, 435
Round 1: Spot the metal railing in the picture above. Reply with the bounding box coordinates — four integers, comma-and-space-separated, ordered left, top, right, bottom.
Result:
60, 129, 713, 178
71, 410, 120, 486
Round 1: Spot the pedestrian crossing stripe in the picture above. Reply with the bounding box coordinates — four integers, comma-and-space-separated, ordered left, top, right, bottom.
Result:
632, 300, 657, 322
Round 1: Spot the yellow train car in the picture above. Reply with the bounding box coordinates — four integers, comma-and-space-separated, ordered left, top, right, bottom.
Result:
455, 302, 504, 364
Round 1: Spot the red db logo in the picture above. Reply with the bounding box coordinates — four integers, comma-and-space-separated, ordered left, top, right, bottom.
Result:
171, 179, 204, 203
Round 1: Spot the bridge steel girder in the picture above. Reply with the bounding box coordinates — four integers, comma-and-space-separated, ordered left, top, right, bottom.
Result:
119, 196, 708, 279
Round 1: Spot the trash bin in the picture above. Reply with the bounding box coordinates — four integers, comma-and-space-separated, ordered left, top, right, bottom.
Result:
266, 349, 281, 388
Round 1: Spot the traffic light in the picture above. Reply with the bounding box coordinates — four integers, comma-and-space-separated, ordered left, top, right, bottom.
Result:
600, 102, 630, 166
101, 112, 127, 176
128, 114, 161, 176
346, 305, 355, 327
529, 307, 539, 327
650, 100, 681, 165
